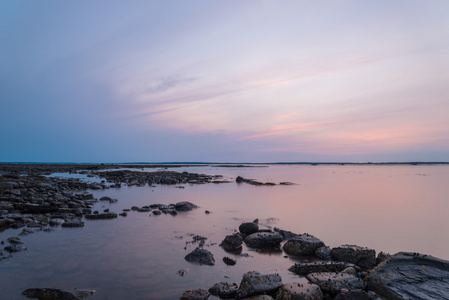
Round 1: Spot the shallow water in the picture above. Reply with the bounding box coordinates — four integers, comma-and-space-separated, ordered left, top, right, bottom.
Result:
1, 164, 448, 299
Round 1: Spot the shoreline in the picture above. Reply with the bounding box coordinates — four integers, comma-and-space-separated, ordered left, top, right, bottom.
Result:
1, 164, 449, 299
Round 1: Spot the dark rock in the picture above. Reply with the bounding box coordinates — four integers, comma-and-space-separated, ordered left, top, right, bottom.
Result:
330, 245, 376, 270
184, 247, 215, 265
177, 268, 190, 276
315, 246, 332, 261
131, 206, 139, 210
99, 196, 112, 201
283, 234, 325, 256
244, 232, 283, 248
289, 261, 359, 276
7, 236, 23, 244
333, 289, 371, 300
180, 289, 210, 300
220, 233, 244, 252
241, 296, 274, 300
85, 212, 117, 219
137, 206, 150, 212
376, 251, 391, 265
175, 201, 198, 211
152, 210, 162, 215
236, 176, 276, 186
305, 272, 363, 295
4, 244, 27, 252
208, 282, 238, 299
223, 256, 236, 265
275, 282, 323, 300
366, 252, 449, 300
273, 228, 299, 240
119, 212, 127, 217
61, 220, 84, 227
22, 288, 95, 300
239, 222, 259, 235
235, 271, 282, 299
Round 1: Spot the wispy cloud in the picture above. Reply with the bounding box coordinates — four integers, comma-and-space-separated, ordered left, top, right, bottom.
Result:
144, 75, 197, 94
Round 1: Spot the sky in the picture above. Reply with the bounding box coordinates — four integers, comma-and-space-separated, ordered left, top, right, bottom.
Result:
1, 0, 449, 163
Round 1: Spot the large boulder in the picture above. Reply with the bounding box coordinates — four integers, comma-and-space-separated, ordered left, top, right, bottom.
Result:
208, 282, 238, 299
305, 272, 363, 296
244, 232, 283, 248
239, 222, 259, 235
330, 245, 376, 270
289, 261, 358, 276
333, 290, 371, 300
366, 252, 449, 300
275, 282, 323, 300
184, 247, 215, 266
236, 271, 282, 299
220, 233, 244, 252
283, 234, 324, 256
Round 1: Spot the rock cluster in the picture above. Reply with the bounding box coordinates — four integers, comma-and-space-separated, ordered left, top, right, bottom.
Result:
182, 221, 449, 299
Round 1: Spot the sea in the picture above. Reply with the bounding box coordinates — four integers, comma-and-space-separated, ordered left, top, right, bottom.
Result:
1, 164, 448, 299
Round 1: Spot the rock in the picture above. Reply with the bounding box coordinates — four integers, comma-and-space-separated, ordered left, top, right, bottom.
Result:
283, 234, 325, 256
85, 212, 117, 219
22, 288, 95, 300
333, 289, 371, 300
4, 244, 27, 252
305, 272, 363, 295
315, 246, 332, 261
175, 201, 198, 211
119, 212, 127, 217
240, 296, 273, 300
289, 261, 359, 276
7, 236, 23, 244
184, 247, 215, 266
330, 245, 376, 270
376, 251, 391, 265
61, 220, 84, 227
180, 289, 210, 300
152, 210, 162, 215
239, 222, 259, 235
235, 271, 282, 299
137, 206, 151, 212
244, 232, 283, 248
366, 252, 449, 300
177, 268, 190, 276
208, 282, 238, 299
99, 196, 112, 201
273, 228, 299, 240
275, 282, 323, 300
220, 233, 244, 252
223, 256, 236, 265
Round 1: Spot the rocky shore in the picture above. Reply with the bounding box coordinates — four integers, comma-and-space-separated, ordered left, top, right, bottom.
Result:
181, 220, 449, 300
1, 164, 449, 300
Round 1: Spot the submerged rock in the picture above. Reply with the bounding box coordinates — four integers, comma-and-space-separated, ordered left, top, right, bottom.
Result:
223, 256, 237, 266
283, 234, 325, 256
22, 288, 95, 300
235, 271, 282, 299
61, 220, 84, 227
366, 252, 449, 300
184, 247, 215, 266
275, 282, 323, 300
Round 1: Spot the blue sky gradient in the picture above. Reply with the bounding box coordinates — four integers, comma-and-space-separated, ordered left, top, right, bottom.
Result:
1, 1, 449, 163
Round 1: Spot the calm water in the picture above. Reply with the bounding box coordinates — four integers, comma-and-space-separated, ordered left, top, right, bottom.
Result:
1, 164, 448, 299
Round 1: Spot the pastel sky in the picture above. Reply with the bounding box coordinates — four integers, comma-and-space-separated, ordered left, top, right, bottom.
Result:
1, 1, 449, 163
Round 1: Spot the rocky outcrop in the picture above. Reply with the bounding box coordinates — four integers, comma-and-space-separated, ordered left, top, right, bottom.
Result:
184, 247, 215, 266
175, 201, 198, 211
235, 271, 282, 299
366, 252, 449, 300
330, 245, 376, 270
236, 176, 276, 186
283, 234, 325, 256
244, 232, 283, 248
275, 282, 323, 300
